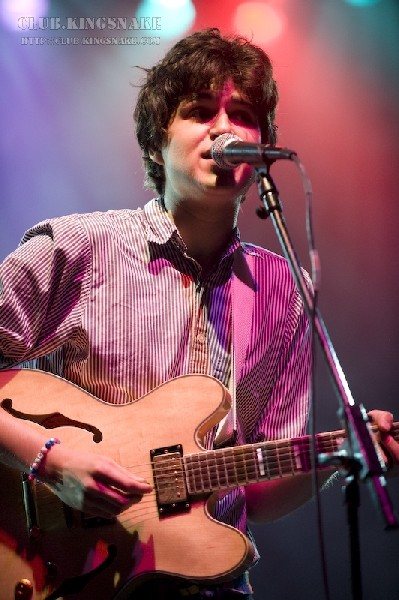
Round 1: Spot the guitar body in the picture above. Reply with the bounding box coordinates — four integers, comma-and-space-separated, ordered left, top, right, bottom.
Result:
0, 370, 254, 600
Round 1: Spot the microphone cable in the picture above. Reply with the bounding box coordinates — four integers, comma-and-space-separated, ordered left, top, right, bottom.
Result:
292, 154, 331, 600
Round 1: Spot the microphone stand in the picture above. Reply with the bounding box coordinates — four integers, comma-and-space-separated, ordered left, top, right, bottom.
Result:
255, 164, 397, 600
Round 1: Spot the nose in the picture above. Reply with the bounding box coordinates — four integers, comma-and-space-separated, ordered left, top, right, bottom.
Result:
209, 110, 232, 140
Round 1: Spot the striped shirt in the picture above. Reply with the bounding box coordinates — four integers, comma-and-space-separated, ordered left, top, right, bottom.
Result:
0, 197, 311, 593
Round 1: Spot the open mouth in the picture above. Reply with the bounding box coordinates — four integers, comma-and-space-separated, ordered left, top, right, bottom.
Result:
201, 149, 212, 160
213, 168, 236, 185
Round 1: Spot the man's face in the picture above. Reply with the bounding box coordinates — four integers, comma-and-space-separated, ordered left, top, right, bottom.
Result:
152, 80, 261, 207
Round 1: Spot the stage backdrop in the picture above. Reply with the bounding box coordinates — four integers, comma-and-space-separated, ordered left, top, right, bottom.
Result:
1, 1, 399, 598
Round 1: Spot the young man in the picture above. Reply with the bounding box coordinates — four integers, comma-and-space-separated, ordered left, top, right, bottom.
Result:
0, 28, 397, 600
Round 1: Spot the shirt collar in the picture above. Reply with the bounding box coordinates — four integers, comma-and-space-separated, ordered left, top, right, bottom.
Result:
143, 197, 177, 244
143, 197, 241, 264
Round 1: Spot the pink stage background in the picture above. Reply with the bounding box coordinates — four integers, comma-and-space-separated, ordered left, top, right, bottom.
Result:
1, 1, 398, 598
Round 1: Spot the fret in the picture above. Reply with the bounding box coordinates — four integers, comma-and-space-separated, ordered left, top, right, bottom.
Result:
240, 448, 248, 482
184, 454, 196, 494
185, 453, 206, 494
290, 431, 344, 473
251, 445, 260, 481
282, 440, 297, 476
262, 443, 272, 480
279, 440, 295, 476
260, 441, 290, 479
244, 446, 257, 482
291, 436, 312, 473
263, 442, 280, 479
232, 447, 242, 485
248, 448, 258, 481
198, 453, 211, 491
216, 449, 229, 488
256, 447, 265, 478
206, 450, 220, 490
224, 447, 238, 487
288, 441, 296, 475
242, 448, 250, 483
205, 451, 213, 489
184, 426, 380, 497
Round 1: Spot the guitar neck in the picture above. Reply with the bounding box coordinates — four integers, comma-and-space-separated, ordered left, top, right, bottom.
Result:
183, 422, 399, 495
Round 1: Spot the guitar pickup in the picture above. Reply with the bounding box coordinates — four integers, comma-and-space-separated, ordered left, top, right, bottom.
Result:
150, 444, 190, 516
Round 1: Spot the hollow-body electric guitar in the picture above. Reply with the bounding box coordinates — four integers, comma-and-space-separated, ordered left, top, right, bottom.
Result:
0, 369, 395, 599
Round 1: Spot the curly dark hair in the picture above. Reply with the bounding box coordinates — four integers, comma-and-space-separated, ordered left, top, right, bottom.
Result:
134, 28, 279, 194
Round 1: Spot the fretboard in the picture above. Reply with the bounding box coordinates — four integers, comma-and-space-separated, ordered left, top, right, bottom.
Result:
183, 422, 399, 495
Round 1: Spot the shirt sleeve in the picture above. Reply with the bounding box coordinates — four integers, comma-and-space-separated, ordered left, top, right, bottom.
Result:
253, 283, 311, 441
236, 249, 312, 444
0, 217, 91, 367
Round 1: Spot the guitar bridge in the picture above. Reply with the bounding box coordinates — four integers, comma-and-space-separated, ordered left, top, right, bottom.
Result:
150, 444, 190, 516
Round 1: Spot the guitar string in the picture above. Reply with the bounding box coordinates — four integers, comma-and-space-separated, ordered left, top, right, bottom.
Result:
34, 419, 397, 526
147, 420, 399, 480
34, 423, 399, 484
36, 441, 321, 525
122, 430, 343, 473
35, 424, 399, 519
146, 421, 397, 491
125, 440, 381, 491
29, 422, 399, 537
181, 423, 399, 490
127, 441, 336, 487
121, 433, 342, 495
46, 421, 396, 489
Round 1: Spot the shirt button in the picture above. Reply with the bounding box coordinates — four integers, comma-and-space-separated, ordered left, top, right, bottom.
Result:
196, 333, 206, 343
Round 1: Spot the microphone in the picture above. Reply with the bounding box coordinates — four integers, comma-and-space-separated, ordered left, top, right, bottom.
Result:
210, 133, 296, 170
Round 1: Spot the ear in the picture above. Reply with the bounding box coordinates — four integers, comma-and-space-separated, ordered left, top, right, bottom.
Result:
149, 149, 164, 166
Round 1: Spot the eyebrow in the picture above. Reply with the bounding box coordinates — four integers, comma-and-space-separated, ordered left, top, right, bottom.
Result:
183, 91, 256, 112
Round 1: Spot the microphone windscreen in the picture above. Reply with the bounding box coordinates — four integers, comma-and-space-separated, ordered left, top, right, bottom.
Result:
210, 133, 242, 169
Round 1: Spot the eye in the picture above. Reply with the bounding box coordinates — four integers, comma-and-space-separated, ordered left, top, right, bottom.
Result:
229, 109, 258, 126
187, 105, 215, 122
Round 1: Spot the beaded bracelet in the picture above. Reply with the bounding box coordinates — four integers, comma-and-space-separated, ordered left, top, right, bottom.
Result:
28, 437, 61, 482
